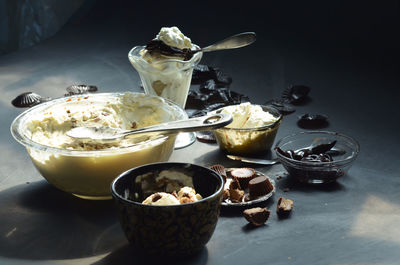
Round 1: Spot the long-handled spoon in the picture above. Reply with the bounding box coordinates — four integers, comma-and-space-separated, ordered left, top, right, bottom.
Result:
66, 113, 232, 142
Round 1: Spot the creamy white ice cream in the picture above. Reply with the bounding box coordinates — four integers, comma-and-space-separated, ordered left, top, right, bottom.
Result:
219, 102, 278, 129
142, 186, 202, 205
25, 92, 180, 150
177, 186, 202, 203
156, 26, 193, 50
142, 192, 180, 205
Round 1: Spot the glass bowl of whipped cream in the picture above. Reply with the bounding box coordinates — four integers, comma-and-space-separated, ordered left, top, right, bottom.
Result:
212, 103, 282, 155
10, 92, 187, 200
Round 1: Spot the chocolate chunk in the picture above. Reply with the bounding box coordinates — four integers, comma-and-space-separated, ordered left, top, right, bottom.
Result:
282, 85, 310, 104
191, 64, 215, 84
229, 189, 244, 203
213, 68, 233, 87
199, 79, 218, 93
243, 207, 271, 226
265, 99, 296, 114
152, 193, 162, 202
65, 84, 98, 96
297, 113, 329, 129
230, 168, 256, 189
146, 39, 194, 60
276, 197, 294, 217
248, 175, 274, 198
229, 177, 241, 190
209, 164, 227, 182
11, 92, 48, 108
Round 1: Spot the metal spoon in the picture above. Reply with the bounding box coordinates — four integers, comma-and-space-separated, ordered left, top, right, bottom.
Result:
226, 155, 280, 166
66, 113, 232, 142
193, 32, 256, 54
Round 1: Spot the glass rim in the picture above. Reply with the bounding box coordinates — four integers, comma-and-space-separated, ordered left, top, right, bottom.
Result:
110, 162, 224, 207
128, 45, 203, 72
212, 104, 283, 131
10, 92, 187, 156
274, 130, 360, 165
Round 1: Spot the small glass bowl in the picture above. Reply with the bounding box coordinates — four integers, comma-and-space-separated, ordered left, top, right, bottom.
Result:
274, 131, 360, 184
212, 105, 282, 155
10, 92, 186, 200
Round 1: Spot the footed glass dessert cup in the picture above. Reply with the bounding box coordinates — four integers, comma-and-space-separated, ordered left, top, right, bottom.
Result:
129, 46, 203, 148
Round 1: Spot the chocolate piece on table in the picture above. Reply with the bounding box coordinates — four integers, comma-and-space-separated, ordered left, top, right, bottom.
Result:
248, 175, 274, 198
65, 84, 98, 96
243, 207, 271, 226
12, 92, 48, 108
297, 113, 329, 129
282, 85, 311, 104
276, 197, 294, 217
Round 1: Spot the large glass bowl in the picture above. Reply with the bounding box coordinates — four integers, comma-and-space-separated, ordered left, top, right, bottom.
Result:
212, 105, 282, 155
274, 131, 360, 184
10, 92, 187, 200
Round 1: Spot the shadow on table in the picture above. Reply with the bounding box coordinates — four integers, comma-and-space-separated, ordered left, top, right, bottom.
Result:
93, 244, 209, 265
0, 180, 125, 260
275, 173, 347, 193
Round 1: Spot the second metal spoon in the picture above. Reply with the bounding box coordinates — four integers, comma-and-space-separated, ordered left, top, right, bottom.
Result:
66, 113, 232, 142
194, 32, 256, 54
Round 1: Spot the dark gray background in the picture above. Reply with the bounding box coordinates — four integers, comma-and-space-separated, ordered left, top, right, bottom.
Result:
0, 0, 399, 264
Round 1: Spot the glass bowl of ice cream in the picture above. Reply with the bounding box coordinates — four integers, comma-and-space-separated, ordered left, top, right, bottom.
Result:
111, 162, 224, 256
274, 131, 360, 184
212, 103, 282, 155
10, 92, 187, 200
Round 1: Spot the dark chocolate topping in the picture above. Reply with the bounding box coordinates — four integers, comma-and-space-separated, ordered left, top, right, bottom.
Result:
146, 39, 197, 61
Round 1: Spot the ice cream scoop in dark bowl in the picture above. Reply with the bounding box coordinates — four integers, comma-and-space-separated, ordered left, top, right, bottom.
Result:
274, 131, 360, 184
111, 162, 224, 256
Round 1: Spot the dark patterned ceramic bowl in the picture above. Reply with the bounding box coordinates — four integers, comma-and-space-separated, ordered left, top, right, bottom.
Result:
111, 162, 224, 256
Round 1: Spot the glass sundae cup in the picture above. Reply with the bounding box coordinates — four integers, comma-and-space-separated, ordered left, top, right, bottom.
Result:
128, 45, 203, 148
129, 46, 202, 108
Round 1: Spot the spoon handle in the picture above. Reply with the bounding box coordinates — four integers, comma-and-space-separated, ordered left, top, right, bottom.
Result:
201, 32, 256, 53
122, 113, 232, 138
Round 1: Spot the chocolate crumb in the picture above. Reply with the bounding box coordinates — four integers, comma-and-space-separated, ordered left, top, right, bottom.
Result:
243, 207, 271, 226
152, 193, 162, 202
276, 197, 294, 217
229, 189, 244, 203
229, 177, 241, 190
131, 122, 137, 129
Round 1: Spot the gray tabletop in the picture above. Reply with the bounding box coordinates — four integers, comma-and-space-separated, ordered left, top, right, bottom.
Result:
1, 2, 399, 265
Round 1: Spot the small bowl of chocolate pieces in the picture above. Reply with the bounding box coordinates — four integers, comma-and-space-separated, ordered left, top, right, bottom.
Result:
274, 131, 360, 184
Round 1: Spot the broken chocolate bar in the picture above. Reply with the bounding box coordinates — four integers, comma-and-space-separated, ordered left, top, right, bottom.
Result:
243, 207, 271, 226
276, 197, 294, 217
